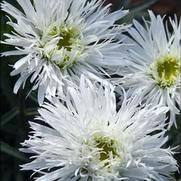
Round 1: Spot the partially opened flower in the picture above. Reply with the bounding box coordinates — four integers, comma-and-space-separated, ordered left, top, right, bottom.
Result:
1, 0, 128, 104
116, 11, 181, 127
21, 76, 177, 181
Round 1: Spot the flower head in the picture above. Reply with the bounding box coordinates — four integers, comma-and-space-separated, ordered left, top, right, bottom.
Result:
21, 76, 177, 180
1, 0, 128, 104
117, 11, 181, 127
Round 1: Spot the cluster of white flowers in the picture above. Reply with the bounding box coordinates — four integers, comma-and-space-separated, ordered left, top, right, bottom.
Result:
1, 0, 180, 180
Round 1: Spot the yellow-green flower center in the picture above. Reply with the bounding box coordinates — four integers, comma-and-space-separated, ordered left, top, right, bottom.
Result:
45, 25, 83, 69
151, 54, 180, 88
79, 133, 125, 176
93, 134, 120, 162
49, 25, 78, 51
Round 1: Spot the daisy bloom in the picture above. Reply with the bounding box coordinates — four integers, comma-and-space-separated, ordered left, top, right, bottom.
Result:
117, 11, 181, 128
1, 0, 128, 104
21, 76, 177, 181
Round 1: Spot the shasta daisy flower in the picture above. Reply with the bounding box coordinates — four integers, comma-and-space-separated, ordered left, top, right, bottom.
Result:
1, 0, 128, 104
21, 76, 177, 180
117, 11, 181, 127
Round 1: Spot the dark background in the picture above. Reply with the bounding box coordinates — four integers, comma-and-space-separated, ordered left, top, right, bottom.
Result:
0, 0, 181, 180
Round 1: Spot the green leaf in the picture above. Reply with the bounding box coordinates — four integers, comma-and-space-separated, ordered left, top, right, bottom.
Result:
0, 62, 18, 108
2, 170, 12, 181
29, 92, 38, 103
122, 0, 132, 7
1, 108, 19, 126
0, 141, 28, 162
25, 108, 38, 116
131, 0, 159, 13
16, 173, 24, 181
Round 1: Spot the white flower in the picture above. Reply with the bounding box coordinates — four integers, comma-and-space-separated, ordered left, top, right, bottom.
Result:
116, 11, 181, 128
21, 76, 177, 181
1, 0, 128, 104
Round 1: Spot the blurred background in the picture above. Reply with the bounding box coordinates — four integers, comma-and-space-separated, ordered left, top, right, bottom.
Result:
0, 0, 181, 180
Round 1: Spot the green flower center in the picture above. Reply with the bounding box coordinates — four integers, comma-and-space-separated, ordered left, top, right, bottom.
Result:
79, 133, 125, 176
49, 25, 78, 51
151, 54, 180, 88
93, 134, 120, 162
46, 25, 83, 69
